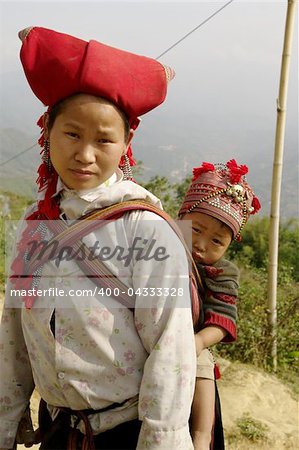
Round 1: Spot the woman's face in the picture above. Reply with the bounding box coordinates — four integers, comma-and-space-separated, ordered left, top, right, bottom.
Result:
45, 94, 133, 190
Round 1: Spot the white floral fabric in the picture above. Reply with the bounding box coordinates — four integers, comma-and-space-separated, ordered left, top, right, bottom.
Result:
0, 177, 196, 449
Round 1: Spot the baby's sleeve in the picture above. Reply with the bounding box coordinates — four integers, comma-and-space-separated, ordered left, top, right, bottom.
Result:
201, 258, 239, 342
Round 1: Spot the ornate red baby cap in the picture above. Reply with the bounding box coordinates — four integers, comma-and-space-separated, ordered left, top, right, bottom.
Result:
178, 160, 261, 240
19, 26, 175, 124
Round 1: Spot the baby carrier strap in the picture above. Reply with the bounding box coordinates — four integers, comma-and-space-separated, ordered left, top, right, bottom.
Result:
28, 200, 203, 326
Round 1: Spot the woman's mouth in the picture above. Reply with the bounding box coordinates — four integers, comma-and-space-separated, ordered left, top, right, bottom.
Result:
69, 169, 95, 179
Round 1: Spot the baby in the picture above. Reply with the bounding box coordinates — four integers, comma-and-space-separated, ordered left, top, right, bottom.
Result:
179, 160, 261, 450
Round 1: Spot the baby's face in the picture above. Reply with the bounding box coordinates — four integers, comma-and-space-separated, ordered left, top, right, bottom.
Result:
181, 212, 232, 265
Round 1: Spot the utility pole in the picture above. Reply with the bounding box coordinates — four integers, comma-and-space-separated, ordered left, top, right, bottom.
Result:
267, 0, 297, 371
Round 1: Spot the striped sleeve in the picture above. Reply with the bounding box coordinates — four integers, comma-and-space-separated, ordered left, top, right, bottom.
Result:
198, 258, 239, 342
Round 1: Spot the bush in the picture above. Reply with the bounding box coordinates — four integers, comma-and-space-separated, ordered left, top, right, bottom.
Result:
227, 217, 299, 282
216, 265, 299, 377
0, 191, 32, 292
236, 413, 269, 442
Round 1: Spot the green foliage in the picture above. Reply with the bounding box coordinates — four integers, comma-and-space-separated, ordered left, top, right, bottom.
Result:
227, 217, 299, 282
0, 191, 32, 292
236, 413, 269, 442
216, 265, 299, 379
141, 176, 178, 217
173, 176, 192, 207
140, 175, 191, 217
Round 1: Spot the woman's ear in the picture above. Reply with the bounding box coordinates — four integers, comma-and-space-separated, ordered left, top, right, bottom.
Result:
43, 113, 50, 139
124, 129, 135, 153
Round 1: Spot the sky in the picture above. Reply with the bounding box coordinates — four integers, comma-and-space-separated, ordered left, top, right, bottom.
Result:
1, 1, 297, 121
0, 0, 298, 209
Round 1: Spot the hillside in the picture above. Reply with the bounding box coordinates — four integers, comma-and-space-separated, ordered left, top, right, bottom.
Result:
217, 358, 298, 449
1, 122, 298, 217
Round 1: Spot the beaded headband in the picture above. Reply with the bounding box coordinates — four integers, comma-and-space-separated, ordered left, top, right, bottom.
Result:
178, 160, 261, 240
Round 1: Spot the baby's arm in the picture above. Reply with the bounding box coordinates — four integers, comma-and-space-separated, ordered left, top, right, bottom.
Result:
195, 325, 227, 356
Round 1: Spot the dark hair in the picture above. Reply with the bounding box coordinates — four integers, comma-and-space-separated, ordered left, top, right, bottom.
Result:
47, 93, 131, 142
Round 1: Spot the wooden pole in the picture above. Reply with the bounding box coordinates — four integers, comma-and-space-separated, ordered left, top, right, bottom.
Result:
267, 0, 297, 371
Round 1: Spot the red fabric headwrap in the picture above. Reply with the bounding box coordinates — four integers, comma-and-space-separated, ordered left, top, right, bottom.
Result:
20, 27, 173, 122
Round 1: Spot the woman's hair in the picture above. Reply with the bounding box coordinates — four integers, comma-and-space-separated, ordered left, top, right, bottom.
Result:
47, 93, 131, 142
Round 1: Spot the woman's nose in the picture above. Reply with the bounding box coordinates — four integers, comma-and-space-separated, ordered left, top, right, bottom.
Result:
74, 144, 96, 164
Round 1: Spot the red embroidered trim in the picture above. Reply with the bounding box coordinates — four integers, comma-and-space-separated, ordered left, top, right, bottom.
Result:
204, 266, 224, 278
204, 312, 236, 342
207, 291, 237, 305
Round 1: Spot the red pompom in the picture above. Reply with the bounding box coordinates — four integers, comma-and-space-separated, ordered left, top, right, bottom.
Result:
192, 162, 215, 181
251, 196, 261, 214
226, 159, 248, 184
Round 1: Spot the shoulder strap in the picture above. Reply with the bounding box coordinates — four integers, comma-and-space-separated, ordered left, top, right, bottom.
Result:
27, 200, 203, 326
83, 200, 203, 291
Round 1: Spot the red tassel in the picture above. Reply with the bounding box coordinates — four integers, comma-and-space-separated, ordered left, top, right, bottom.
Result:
226, 159, 248, 184
214, 364, 221, 380
120, 145, 136, 167
251, 196, 261, 214
192, 162, 215, 181
37, 114, 45, 148
10, 108, 61, 309
36, 162, 51, 190
126, 145, 136, 166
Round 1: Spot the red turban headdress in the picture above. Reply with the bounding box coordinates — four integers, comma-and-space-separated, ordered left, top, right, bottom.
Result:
20, 26, 174, 124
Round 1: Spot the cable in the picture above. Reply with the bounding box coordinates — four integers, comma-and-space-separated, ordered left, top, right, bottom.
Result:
156, 0, 234, 60
1, 0, 234, 167
0, 142, 38, 167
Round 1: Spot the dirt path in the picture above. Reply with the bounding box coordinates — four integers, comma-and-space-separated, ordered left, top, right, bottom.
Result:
217, 358, 298, 449
16, 360, 299, 450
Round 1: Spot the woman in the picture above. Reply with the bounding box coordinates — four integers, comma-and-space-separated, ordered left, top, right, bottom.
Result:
0, 27, 196, 450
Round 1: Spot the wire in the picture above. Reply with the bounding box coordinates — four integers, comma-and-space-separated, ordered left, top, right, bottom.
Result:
1, 0, 234, 168
156, 0, 234, 60
0, 142, 38, 167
